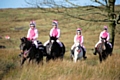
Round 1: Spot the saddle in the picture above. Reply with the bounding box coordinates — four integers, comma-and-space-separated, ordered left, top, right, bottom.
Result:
37, 41, 44, 50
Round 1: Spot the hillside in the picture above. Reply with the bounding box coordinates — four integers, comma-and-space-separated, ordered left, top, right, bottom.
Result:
0, 6, 120, 80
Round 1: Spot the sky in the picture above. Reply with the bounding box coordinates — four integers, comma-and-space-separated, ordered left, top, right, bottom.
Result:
0, 0, 120, 9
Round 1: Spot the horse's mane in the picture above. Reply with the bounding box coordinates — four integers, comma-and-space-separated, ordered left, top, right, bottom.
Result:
20, 37, 33, 50
20, 37, 28, 43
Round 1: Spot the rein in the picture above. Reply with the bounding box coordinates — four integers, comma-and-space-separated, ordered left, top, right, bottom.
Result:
24, 46, 32, 55
75, 43, 81, 54
23, 46, 32, 58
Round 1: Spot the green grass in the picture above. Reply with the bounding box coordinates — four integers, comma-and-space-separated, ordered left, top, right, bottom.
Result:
0, 6, 120, 80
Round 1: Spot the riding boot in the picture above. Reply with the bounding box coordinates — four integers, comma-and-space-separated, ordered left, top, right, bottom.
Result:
93, 48, 97, 55
82, 49, 87, 60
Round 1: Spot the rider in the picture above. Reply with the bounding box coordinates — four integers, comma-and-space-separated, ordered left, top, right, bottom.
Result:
93, 26, 112, 55
44, 19, 63, 48
19, 20, 39, 57
71, 28, 87, 59
27, 20, 38, 48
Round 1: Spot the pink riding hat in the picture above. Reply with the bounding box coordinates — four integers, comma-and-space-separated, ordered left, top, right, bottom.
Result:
104, 26, 108, 30
52, 20, 58, 27
77, 28, 81, 31
30, 20, 36, 27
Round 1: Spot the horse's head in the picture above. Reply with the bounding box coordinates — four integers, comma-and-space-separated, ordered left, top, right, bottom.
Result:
75, 42, 81, 53
20, 37, 32, 55
101, 37, 107, 50
20, 37, 28, 43
49, 36, 58, 43
101, 37, 107, 43
46, 36, 60, 56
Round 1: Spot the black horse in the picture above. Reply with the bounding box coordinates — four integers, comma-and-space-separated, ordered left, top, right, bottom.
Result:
19, 37, 44, 65
45, 36, 65, 61
94, 37, 112, 63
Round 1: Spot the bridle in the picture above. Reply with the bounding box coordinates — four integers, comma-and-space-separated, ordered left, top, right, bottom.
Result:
20, 41, 32, 56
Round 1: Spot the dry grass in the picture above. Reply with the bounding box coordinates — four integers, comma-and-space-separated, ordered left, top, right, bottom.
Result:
0, 6, 120, 80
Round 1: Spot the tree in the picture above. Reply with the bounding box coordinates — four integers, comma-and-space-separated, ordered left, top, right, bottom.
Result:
25, 0, 119, 52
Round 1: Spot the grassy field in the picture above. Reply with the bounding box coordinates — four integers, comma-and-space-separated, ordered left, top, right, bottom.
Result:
0, 6, 120, 80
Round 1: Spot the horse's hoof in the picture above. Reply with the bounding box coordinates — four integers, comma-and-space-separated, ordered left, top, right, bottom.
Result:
83, 56, 87, 60
93, 52, 96, 55
19, 54, 22, 57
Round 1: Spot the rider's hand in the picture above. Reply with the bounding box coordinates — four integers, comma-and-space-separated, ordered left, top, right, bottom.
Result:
27, 38, 30, 41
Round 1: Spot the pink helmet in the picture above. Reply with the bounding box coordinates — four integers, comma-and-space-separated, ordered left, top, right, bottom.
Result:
52, 20, 58, 27
77, 28, 81, 31
103, 26, 108, 30
30, 20, 36, 27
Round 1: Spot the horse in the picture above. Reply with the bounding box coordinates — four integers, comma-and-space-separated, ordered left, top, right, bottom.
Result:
95, 37, 112, 63
19, 37, 44, 66
70, 42, 83, 63
105, 41, 112, 56
45, 36, 65, 61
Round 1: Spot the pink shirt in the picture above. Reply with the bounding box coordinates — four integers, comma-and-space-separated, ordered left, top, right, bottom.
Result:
27, 28, 38, 40
99, 31, 109, 41
50, 28, 60, 38
74, 35, 83, 46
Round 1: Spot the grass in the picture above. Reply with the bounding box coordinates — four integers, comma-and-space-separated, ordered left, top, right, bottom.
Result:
0, 6, 120, 80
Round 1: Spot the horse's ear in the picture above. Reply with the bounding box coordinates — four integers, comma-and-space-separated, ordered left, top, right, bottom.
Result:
24, 37, 28, 41
20, 37, 27, 43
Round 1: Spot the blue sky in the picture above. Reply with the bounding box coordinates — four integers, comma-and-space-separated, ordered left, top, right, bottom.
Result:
0, 0, 120, 9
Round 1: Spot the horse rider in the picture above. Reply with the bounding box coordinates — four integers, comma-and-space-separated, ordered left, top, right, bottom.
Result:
71, 28, 87, 59
93, 26, 112, 55
19, 20, 39, 57
44, 19, 63, 48
27, 20, 39, 49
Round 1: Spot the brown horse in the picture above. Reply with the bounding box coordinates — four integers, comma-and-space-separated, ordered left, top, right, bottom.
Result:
95, 38, 112, 63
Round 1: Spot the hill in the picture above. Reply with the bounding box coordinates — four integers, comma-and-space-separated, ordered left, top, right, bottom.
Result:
0, 6, 120, 80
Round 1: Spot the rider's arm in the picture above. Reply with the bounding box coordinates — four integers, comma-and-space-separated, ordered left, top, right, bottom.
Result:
74, 35, 77, 43
33, 29, 38, 40
56, 29, 60, 38
50, 28, 53, 37
106, 33, 110, 41
27, 29, 30, 38
99, 32, 103, 40
80, 36, 83, 46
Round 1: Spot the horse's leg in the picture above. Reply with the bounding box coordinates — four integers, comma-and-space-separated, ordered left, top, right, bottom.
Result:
21, 57, 26, 66
74, 57, 77, 63
74, 52, 78, 63
102, 52, 106, 60
28, 58, 31, 64
109, 49, 112, 56
59, 56, 63, 60
36, 57, 40, 64
36, 56, 43, 65
98, 53, 102, 63
46, 55, 51, 62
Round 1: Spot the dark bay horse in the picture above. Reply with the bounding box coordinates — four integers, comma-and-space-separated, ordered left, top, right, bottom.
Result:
45, 36, 65, 61
19, 37, 44, 65
94, 37, 112, 63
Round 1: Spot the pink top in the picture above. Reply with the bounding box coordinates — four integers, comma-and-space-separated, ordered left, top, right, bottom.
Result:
99, 31, 109, 41
27, 28, 38, 40
50, 28, 60, 38
74, 35, 83, 46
